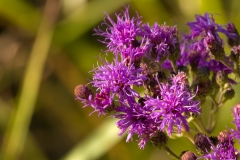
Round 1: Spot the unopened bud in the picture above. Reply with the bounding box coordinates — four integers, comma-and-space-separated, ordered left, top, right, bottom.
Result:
226, 22, 240, 47
209, 136, 218, 146
233, 103, 240, 116
150, 131, 168, 149
215, 70, 228, 87
205, 36, 225, 60
231, 45, 240, 63
197, 66, 210, 80
193, 79, 213, 100
157, 71, 167, 82
177, 65, 189, 74
194, 133, 211, 154
218, 130, 231, 144
169, 42, 181, 62
74, 84, 92, 99
224, 88, 235, 100
181, 151, 197, 160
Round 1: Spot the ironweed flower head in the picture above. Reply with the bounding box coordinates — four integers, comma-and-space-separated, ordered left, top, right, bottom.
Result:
232, 103, 240, 141
114, 96, 158, 149
94, 6, 143, 54
92, 58, 146, 100
201, 131, 240, 160
185, 12, 223, 43
142, 22, 180, 63
144, 72, 200, 135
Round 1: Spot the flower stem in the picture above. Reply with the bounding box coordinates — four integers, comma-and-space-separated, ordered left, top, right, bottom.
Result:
163, 146, 180, 160
170, 60, 177, 73
183, 131, 195, 144
192, 117, 208, 135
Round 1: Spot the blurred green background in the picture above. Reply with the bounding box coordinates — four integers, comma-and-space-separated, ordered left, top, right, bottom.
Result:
0, 0, 240, 159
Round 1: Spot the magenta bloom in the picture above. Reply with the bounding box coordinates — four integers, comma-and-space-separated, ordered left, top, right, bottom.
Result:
232, 103, 240, 141
202, 142, 239, 160
141, 23, 179, 62
114, 96, 158, 149
201, 131, 239, 160
144, 72, 200, 135
94, 6, 142, 54
92, 58, 146, 100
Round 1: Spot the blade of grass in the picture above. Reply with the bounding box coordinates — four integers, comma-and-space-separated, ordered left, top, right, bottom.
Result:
1, 0, 61, 159
61, 119, 121, 160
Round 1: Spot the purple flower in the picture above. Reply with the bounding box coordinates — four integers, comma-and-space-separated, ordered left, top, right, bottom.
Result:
185, 13, 222, 44
92, 58, 146, 100
91, 88, 114, 115
218, 22, 239, 40
202, 141, 239, 160
94, 6, 142, 54
181, 35, 233, 75
183, 12, 238, 63
232, 103, 240, 141
114, 96, 158, 149
76, 87, 114, 116
201, 131, 240, 160
119, 41, 148, 67
144, 72, 200, 135
141, 23, 179, 62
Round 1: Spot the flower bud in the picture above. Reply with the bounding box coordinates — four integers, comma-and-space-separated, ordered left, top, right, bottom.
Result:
74, 84, 93, 99
204, 36, 225, 60
233, 103, 240, 116
197, 66, 210, 80
194, 133, 211, 154
172, 71, 189, 87
157, 71, 167, 82
226, 22, 240, 47
218, 130, 231, 144
230, 45, 240, 70
193, 79, 213, 100
177, 65, 189, 75
209, 136, 218, 147
224, 87, 235, 100
215, 70, 228, 87
230, 45, 240, 63
169, 42, 181, 62
150, 131, 168, 149
181, 151, 197, 160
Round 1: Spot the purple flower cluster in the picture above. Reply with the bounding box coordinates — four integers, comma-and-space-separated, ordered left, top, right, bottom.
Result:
144, 73, 200, 136
232, 103, 240, 141
75, 6, 201, 149
201, 131, 240, 160
182, 13, 237, 76
75, 5, 240, 159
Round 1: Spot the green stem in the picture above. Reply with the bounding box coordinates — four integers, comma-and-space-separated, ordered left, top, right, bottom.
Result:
183, 131, 195, 144
192, 118, 208, 135
163, 146, 180, 160
207, 92, 224, 133
210, 95, 218, 107
221, 59, 240, 78
170, 60, 177, 73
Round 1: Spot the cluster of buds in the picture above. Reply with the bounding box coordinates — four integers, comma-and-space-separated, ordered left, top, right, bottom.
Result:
75, 6, 240, 160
